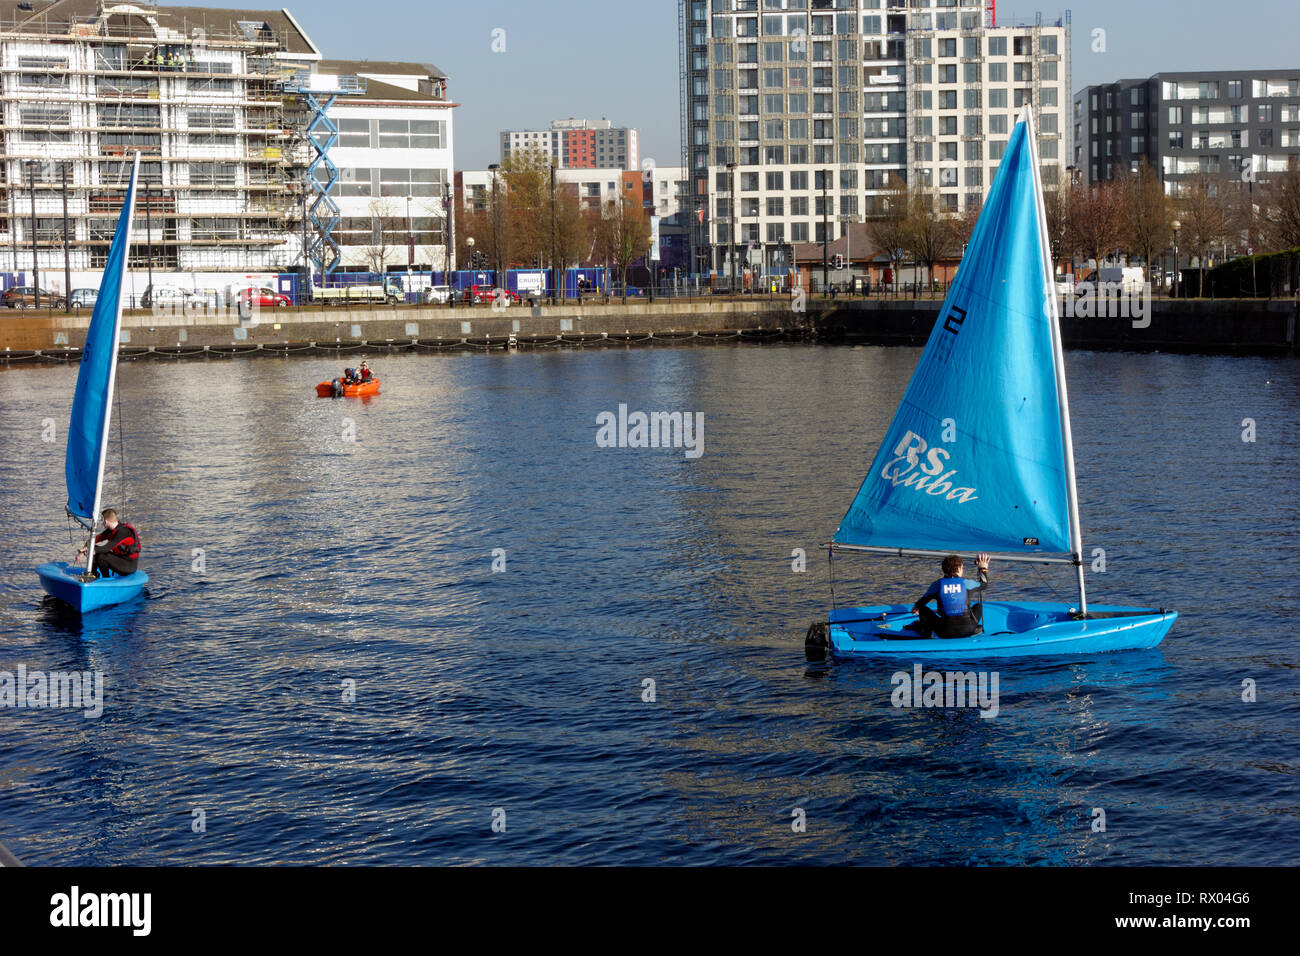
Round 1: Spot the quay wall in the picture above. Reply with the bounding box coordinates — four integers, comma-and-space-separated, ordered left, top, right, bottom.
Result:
1, 298, 1296, 359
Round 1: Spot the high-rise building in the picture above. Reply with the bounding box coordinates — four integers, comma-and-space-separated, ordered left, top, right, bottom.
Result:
679, 0, 1070, 278
500, 119, 639, 170
1073, 70, 1300, 191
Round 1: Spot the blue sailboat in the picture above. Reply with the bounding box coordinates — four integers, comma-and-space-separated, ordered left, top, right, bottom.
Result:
36, 155, 148, 614
811, 108, 1176, 660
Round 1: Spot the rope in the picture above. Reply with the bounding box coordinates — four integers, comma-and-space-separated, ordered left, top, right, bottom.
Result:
828, 544, 837, 612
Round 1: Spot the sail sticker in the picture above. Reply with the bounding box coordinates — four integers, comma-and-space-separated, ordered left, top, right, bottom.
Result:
879, 430, 979, 503
942, 304, 968, 336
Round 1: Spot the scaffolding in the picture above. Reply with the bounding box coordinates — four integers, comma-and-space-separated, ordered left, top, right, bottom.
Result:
282, 72, 365, 277
0, 2, 308, 274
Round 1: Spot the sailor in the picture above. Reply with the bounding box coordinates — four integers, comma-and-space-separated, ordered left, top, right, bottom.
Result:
342, 366, 358, 384
908, 552, 990, 638
357, 361, 373, 382
75, 508, 141, 579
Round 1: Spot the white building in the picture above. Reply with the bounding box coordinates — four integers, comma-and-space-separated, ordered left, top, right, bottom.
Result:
0, 1, 319, 275
0, 3, 457, 282
317, 60, 456, 273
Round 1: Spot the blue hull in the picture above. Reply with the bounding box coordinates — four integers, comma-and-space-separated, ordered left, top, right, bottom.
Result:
822, 601, 1176, 660
36, 562, 147, 614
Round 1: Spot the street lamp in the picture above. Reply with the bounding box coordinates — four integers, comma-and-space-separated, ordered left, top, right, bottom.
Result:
1171, 218, 1181, 299
487, 164, 501, 292
725, 161, 737, 295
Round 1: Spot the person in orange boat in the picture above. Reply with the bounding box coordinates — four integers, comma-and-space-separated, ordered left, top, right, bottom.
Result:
357, 361, 373, 382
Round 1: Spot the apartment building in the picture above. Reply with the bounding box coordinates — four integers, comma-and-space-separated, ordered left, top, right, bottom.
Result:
679, 0, 1070, 277
460, 165, 683, 218
1074, 69, 1300, 192
0, 1, 319, 274
0, 2, 457, 280
500, 118, 640, 170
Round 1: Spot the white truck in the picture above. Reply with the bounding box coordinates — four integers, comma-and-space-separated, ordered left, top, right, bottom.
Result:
310, 279, 404, 305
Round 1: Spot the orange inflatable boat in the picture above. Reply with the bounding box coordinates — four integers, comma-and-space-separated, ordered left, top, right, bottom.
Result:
317, 378, 381, 398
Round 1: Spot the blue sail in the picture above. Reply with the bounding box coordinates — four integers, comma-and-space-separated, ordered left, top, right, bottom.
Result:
834, 117, 1072, 555
65, 159, 138, 527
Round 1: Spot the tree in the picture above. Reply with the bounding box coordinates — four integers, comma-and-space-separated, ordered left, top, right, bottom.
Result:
500, 147, 552, 269
903, 185, 959, 293
1176, 173, 1235, 295
361, 198, 404, 275
866, 173, 909, 295
592, 193, 651, 302
1067, 178, 1127, 274
1119, 163, 1173, 285
1258, 167, 1300, 252
1044, 186, 1076, 277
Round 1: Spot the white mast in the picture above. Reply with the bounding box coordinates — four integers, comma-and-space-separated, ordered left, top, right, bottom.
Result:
84, 153, 140, 577
1021, 106, 1087, 615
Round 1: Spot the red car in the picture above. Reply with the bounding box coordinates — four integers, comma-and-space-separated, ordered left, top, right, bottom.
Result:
236, 287, 290, 308
466, 285, 520, 305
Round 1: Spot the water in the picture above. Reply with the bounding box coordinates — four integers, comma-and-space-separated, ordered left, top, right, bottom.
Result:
0, 344, 1297, 865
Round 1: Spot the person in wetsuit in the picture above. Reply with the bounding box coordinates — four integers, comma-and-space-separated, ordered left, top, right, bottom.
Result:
908, 552, 990, 638
75, 508, 141, 579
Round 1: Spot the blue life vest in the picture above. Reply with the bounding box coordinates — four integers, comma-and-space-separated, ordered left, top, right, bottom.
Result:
936, 576, 969, 617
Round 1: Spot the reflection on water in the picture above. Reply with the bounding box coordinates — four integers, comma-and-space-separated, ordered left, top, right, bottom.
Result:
0, 346, 1296, 864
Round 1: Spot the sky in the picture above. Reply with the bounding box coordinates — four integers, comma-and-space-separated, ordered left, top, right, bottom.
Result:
229, 0, 1298, 169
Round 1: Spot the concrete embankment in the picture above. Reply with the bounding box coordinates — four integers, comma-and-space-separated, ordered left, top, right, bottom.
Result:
2, 296, 1297, 360
0, 299, 800, 361
811, 298, 1300, 355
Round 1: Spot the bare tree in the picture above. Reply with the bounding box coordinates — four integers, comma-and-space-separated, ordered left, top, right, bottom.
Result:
1259, 167, 1300, 251
592, 193, 651, 302
1044, 186, 1076, 278
1068, 179, 1127, 274
1177, 173, 1235, 295
903, 186, 960, 293
361, 198, 403, 275
866, 173, 909, 295
1119, 163, 1174, 285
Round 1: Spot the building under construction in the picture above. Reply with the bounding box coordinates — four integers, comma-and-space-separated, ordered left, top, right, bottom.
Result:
0, 1, 455, 281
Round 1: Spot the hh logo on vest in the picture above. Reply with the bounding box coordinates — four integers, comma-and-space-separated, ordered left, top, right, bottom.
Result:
943, 583, 962, 595
879, 430, 979, 503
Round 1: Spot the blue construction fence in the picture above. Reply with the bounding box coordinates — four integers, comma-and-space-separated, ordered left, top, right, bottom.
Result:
280, 267, 613, 302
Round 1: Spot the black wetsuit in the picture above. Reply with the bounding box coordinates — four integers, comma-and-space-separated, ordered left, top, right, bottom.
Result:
911, 571, 986, 638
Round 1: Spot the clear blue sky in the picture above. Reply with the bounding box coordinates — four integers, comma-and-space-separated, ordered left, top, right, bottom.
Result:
231, 0, 1297, 169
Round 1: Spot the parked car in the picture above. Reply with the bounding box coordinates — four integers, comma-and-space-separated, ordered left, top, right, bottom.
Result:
466, 285, 520, 304
68, 288, 99, 309
2, 286, 66, 309
422, 284, 452, 304
236, 286, 291, 308
141, 285, 201, 310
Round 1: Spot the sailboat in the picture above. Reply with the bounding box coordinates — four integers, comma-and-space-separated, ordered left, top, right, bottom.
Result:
810, 108, 1176, 659
36, 155, 149, 614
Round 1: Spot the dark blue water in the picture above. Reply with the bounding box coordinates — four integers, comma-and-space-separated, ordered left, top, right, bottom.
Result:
0, 344, 1296, 865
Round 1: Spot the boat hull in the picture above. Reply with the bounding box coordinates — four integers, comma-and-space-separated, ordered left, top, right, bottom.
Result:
818, 601, 1176, 660
36, 562, 148, 614
316, 379, 380, 398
